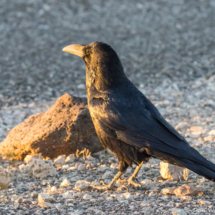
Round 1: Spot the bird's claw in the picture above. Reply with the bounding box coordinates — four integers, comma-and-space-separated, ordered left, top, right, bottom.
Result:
127, 178, 141, 187
118, 177, 142, 187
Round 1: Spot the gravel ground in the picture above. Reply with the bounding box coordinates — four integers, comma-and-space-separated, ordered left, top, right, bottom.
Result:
1, 0, 215, 215
1, 0, 215, 105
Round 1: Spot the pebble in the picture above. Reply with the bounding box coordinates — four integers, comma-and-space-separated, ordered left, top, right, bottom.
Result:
38, 193, 55, 203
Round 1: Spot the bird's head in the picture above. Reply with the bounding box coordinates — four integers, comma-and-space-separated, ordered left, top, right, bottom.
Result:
63, 42, 126, 92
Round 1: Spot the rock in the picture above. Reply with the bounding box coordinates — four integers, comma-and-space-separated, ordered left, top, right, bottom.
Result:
31, 191, 38, 198
19, 164, 28, 173
38, 193, 55, 203
209, 130, 215, 135
160, 162, 189, 181
75, 180, 90, 191
0, 94, 104, 160
38, 202, 53, 208
0, 168, 12, 189
189, 126, 202, 136
102, 171, 112, 179
15, 197, 23, 203
77, 164, 86, 171
83, 194, 92, 200
198, 200, 211, 205
171, 208, 187, 215
60, 178, 71, 187
24, 154, 43, 164
62, 191, 73, 199
51, 186, 58, 193
87, 155, 96, 162
161, 187, 176, 195
54, 155, 66, 165
55, 203, 66, 210
117, 192, 133, 201
28, 159, 56, 179
65, 154, 76, 163
174, 184, 204, 197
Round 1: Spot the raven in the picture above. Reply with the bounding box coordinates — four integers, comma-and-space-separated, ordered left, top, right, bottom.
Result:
63, 42, 215, 189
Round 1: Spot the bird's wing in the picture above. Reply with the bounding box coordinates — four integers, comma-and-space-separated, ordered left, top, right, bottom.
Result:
95, 96, 190, 158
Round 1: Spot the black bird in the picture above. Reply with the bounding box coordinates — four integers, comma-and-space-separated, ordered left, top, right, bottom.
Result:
63, 42, 215, 189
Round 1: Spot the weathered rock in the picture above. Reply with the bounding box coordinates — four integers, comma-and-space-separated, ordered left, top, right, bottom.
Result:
161, 187, 176, 195
117, 192, 133, 201
171, 208, 187, 215
60, 178, 71, 187
0, 168, 12, 189
28, 158, 56, 179
83, 194, 92, 200
160, 162, 189, 181
174, 184, 204, 197
77, 163, 86, 171
24, 154, 43, 164
75, 180, 90, 191
62, 191, 73, 199
0, 94, 104, 160
38, 202, 53, 208
38, 193, 55, 203
65, 154, 76, 163
189, 126, 202, 136
54, 155, 66, 165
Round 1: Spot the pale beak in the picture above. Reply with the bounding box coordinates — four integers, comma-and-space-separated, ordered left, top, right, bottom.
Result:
62, 44, 85, 58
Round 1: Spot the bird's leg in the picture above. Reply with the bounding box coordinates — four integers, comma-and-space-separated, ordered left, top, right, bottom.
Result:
127, 161, 143, 187
90, 161, 128, 190
118, 161, 144, 187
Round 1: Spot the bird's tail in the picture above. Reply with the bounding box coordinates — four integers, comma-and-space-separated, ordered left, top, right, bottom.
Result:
174, 147, 215, 181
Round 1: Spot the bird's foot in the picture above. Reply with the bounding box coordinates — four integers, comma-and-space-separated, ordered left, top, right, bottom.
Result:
118, 177, 141, 187
127, 177, 141, 187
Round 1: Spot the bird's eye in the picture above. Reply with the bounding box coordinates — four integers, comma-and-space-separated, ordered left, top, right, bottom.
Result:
85, 48, 91, 55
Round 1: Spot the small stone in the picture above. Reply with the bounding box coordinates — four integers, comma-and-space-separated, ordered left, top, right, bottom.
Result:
60, 178, 71, 187
0, 168, 12, 189
198, 200, 211, 205
117, 192, 133, 201
19, 164, 27, 172
51, 186, 58, 193
171, 208, 187, 215
54, 155, 66, 165
77, 83, 85, 89
31, 191, 38, 198
78, 163, 86, 171
62, 164, 69, 169
75, 180, 90, 191
38, 202, 53, 208
102, 171, 112, 179
28, 159, 56, 179
181, 196, 192, 202
62, 191, 73, 199
15, 197, 23, 203
161, 187, 176, 195
24, 154, 43, 164
65, 154, 76, 163
174, 184, 204, 197
87, 155, 96, 161
160, 162, 189, 181
38, 193, 55, 203
209, 130, 215, 135
55, 203, 66, 210
83, 194, 92, 200
189, 126, 202, 136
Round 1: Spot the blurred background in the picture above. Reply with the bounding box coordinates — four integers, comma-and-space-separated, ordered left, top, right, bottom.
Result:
0, 0, 215, 106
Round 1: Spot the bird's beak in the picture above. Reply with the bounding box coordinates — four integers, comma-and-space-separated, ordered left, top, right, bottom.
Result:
62, 44, 85, 58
